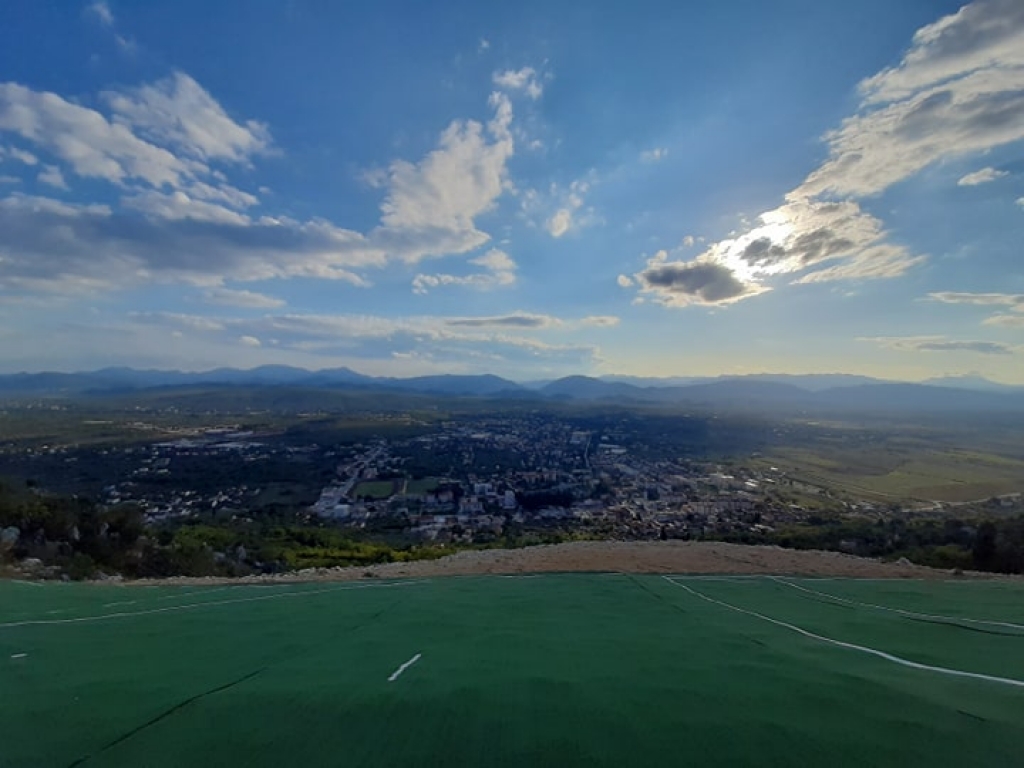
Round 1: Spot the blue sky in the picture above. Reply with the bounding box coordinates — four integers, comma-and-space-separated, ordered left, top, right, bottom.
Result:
1, 0, 1022, 382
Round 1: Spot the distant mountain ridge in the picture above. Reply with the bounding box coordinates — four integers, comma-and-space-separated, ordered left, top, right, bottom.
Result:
1, 366, 1022, 412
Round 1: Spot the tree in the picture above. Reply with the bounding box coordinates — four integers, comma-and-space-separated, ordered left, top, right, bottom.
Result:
973, 522, 997, 570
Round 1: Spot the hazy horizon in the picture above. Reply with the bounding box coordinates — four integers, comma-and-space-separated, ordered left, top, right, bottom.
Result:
1, 1, 1022, 382
3, 362, 1023, 390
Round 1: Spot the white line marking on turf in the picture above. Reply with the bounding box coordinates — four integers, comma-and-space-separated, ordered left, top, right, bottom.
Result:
0, 580, 426, 630
388, 653, 422, 682
10, 580, 43, 587
10, 653, 27, 659
771, 577, 1024, 632
664, 577, 1024, 689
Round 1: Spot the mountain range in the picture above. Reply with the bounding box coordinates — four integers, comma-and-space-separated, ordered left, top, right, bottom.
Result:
1, 366, 1023, 412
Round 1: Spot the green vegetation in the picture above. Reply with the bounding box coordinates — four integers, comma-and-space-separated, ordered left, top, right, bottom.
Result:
3, 575, 1023, 767
353, 480, 397, 500
760, 443, 1024, 503
404, 477, 440, 495
720, 512, 1024, 573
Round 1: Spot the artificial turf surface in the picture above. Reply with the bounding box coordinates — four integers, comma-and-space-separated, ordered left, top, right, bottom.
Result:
2, 574, 1023, 767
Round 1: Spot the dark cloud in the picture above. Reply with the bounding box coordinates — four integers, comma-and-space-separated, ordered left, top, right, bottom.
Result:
863, 335, 1015, 355
0, 197, 378, 293
446, 314, 552, 328
915, 340, 1012, 355
738, 237, 787, 266
638, 260, 756, 304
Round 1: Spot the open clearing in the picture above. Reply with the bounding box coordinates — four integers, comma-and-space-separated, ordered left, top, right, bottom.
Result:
352, 479, 396, 499
760, 446, 1024, 502
3, 574, 1023, 767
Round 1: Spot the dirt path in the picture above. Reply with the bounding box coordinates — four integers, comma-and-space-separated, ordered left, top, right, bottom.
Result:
123, 541, 1007, 586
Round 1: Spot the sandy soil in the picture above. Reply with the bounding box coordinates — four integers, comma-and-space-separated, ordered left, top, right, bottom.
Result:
124, 540, 1002, 586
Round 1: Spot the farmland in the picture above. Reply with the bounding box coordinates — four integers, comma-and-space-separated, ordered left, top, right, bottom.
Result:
2, 574, 1023, 767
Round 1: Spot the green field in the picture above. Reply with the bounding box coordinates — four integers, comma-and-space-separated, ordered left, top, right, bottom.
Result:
761, 446, 1024, 502
352, 480, 396, 499
2, 575, 1023, 767
404, 477, 440, 495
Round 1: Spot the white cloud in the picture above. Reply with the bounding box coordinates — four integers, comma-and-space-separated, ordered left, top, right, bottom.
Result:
531, 175, 598, 239
0, 74, 522, 296
121, 189, 250, 225
86, 1, 114, 26
858, 0, 1024, 105
378, 92, 514, 262
204, 288, 286, 309
958, 167, 1008, 186
470, 248, 515, 273
985, 314, 1024, 328
412, 248, 517, 294
682, 235, 695, 248
631, 1, 1024, 308
0, 175, 18, 184
0, 194, 380, 295
103, 72, 273, 164
0, 81, 192, 187
928, 291, 1024, 308
478, 38, 490, 52
493, 67, 543, 99
617, 274, 634, 288
239, 335, 262, 347
37, 165, 68, 190
799, 0, 1024, 199
546, 208, 572, 238
640, 147, 668, 163
794, 245, 926, 284
0, 146, 38, 165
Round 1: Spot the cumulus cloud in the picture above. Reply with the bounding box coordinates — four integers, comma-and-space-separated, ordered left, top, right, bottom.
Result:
0, 73, 521, 296
0, 146, 37, 165
102, 72, 273, 165
958, 167, 1008, 185
412, 248, 517, 294
492, 67, 543, 99
37, 165, 68, 190
379, 92, 514, 260
0, 82, 191, 188
0, 194, 380, 294
616, 274, 634, 288
635, 253, 765, 306
630, 0, 1022, 308
239, 335, 261, 347
546, 208, 572, 238
527, 176, 598, 239
859, 335, 1014, 355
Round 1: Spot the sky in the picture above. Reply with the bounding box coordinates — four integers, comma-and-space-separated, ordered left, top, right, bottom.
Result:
0, 0, 1022, 382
